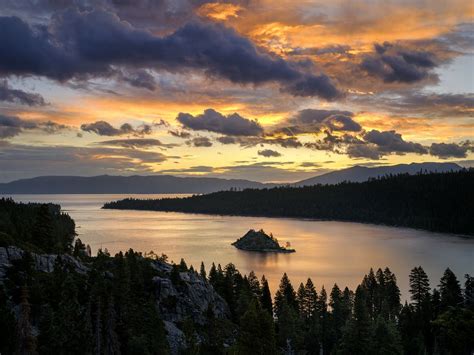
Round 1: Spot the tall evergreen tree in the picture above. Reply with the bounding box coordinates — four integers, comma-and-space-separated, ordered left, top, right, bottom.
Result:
274, 273, 298, 317
409, 266, 431, 311
438, 268, 463, 310
370, 316, 403, 355
199, 261, 206, 280
464, 274, 474, 310
260, 275, 273, 316
236, 300, 276, 355
337, 286, 372, 355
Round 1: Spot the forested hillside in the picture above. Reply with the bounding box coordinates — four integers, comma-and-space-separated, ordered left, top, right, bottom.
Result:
1, 200, 473, 354
0, 198, 76, 253
104, 170, 474, 235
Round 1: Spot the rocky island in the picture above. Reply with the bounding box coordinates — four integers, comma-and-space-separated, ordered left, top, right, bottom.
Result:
232, 229, 295, 253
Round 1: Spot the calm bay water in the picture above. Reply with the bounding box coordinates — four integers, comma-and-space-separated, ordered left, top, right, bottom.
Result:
5, 194, 474, 300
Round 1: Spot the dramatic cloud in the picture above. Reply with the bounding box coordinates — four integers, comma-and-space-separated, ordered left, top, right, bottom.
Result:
121, 69, 156, 91
363, 130, 427, 154
429, 142, 468, 159
177, 109, 264, 136
0, 9, 340, 100
276, 109, 361, 135
258, 149, 281, 157
0, 114, 66, 139
0, 80, 46, 106
81, 121, 152, 136
346, 144, 383, 160
0, 114, 36, 138
361, 42, 438, 83
97, 138, 177, 149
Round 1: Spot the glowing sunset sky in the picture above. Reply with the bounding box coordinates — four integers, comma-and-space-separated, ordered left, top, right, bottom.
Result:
0, 0, 473, 182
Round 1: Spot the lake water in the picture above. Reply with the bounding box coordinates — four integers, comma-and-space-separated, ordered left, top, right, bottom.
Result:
4, 194, 474, 301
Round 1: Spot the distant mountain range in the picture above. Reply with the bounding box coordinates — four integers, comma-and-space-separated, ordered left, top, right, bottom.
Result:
0, 162, 462, 194
293, 162, 462, 186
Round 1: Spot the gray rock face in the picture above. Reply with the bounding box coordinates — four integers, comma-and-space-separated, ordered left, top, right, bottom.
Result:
0, 246, 89, 282
153, 270, 229, 325
164, 321, 186, 355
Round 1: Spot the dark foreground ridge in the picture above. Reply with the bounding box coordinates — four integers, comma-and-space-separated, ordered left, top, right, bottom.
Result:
232, 229, 295, 253
1, 199, 473, 354
103, 170, 474, 235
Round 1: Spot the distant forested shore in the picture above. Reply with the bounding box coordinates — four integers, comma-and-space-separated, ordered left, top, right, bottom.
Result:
103, 170, 474, 235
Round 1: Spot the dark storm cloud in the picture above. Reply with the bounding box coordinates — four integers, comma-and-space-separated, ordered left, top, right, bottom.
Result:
97, 138, 177, 149
81, 121, 153, 136
361, 42, 438, 83
346, 144, 383, 160
121, 69, 156, 91
282, 75, 341, 100
0, 9, 340, 100
0, 114, 36, 138
0, 80, 46, 106
258, 149, 281, 157
0, 114, 71, 139
429, 142, 468, 159
363, 130, 428, 154
276, 109, 361, 135
177, 109, 264, 136
187, 137, 213, 147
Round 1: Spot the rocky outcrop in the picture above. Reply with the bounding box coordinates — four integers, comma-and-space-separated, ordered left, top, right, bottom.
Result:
232, 229, 295, 253
0, 246, 231, 355
152, 268, 229, 325
0, 246, 89, 281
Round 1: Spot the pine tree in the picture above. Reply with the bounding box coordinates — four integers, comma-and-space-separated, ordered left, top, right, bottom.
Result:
33, 204, 55, 252
208, 262, 217, 285
384, 267, 401, 320
361, 268, 377, 320
370, 316, 403, 355
105, 300, 121, 355
296, 283, 306, 318
260, 275, 273, 315
236, 300, 276, 354
438, 268, 463, 310
337, 286, 371, 354
409, 266, 431, 311
303, 278, 318, 320
464, 274, 474, 310
330, 283, 344, 341
199, 261, 206, 280
247, 271, 261, 297
274, 273, 298, 317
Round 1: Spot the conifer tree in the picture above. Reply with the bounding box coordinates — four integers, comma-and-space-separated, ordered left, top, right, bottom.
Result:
274, 273, 298, 317
337, 286, 371, 354
409, 266, 431, 311
370, 316, 403, 355
438, 268, 463, 310
464, 274, 474, 310
236, 300, 276, 355
199, 261, 206, 280
260, 275, 273, 315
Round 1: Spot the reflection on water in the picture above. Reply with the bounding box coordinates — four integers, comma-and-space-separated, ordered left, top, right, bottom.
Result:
5, 194, 474, 301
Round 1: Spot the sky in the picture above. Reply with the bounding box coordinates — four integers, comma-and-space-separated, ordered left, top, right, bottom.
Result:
0, 0, 473, 183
